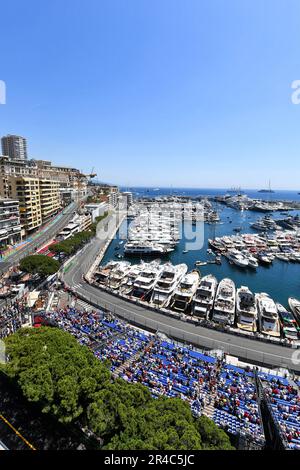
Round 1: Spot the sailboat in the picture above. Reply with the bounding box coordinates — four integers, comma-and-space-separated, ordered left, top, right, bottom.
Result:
259, 180, 275, 193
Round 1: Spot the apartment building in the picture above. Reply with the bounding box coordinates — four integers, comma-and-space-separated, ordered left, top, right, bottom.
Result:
35, 160, 88, 198
8, 176, 42, 232
78, 212, 92, 231
84, 202, 108, 222
0, 157, 41, 232
1, 135, 28, 160
122, 191, 133, 207
0, 152, 88, 234
96, 184, 119, 193
55, 213, 91, 241
108, 191, 119, 208
0, 155, 37, 183
39, 178, 61, 221
0, 199, 22, 247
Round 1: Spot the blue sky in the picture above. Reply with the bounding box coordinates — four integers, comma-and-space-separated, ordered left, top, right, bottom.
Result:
1, 0, 300, 189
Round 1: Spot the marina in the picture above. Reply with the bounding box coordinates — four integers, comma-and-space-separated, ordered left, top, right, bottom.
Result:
90, 256, 300, 344
80, 191, 300, 352
102, 194, 300, 308
93, 192, 300, 345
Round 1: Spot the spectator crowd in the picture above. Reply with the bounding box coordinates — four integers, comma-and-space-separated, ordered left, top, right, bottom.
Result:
0, 299, 30, 339
2, 301, 300, 449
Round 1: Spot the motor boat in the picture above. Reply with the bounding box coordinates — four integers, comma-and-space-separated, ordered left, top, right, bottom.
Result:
192, 274, 218, 318
276, 303, 299, 340
236, 286, 257, 332
131, 260, 163, 299
150, 263, 188, 308
212, 278, 236, 325
288, 297, 300, 325
276, 253, 290, 262
256, 252, 273, 265
227, 249, 249, 268
256, 293, 280, 337
241, 250, 259, 269
119, 262, 145, 295
170, 270, 201, 313
107, 261, 132, 289
93, 260, 118, 285
124, 241, 173, 255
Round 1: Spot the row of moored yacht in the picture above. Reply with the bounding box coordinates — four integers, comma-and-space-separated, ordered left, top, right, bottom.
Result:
124, 209, 180, 255
209, 229, 300, 267
92, 260, 300, 341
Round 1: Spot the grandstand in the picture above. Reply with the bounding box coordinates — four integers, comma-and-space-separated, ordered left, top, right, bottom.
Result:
260, 374, 300, 449
213, 363, 264, 444
42, 305, 300, 449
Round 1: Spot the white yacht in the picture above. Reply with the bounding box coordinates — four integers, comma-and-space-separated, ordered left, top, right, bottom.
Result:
170, 270, 201, 312
293, 252, 300, 262
256, 293, 280, 337
256, 252, 273, 265
251, 216, 279, 232
276, 303, 299, 341
150, 263, 188, 308
222, 236, 234, 249
241, 250, 259, 269
276, 253, 290, 262
236, 286, 258, 332
192, 275, 218, 318
288, 297, 300, 324
107, 261, 132, 289
208, 238, 226, 252
131, 260, 163, 299
212, 278, 236, 325
119, 263, 145, 295
151, 263, 188, 307
93, 261, 118, 285
126, 207, 180, 254
124, 241, 172, 255
227, 249, 249, 268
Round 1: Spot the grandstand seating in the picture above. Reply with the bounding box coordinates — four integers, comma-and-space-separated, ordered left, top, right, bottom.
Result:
262, 377, 300, 450
213, 364, 264, 442
119, 340, 216, 407
95, 329, 153, 371
45, 306, 300, 448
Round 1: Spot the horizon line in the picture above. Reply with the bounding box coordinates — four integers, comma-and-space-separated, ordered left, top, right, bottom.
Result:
113, 185, 300, 192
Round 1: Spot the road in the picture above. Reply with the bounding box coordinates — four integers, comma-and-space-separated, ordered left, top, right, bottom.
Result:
62, 216, 300, 372
0, 201, 78, 274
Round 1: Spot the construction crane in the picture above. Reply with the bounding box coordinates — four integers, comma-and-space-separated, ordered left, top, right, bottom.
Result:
76, 167, 97, 188
85, 167, 97, 179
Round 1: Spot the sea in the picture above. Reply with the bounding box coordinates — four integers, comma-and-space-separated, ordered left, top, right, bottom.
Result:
101, 187, 300, 308
121, 187, 300, 202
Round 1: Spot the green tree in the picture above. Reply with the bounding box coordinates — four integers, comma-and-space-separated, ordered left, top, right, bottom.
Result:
90, 212, 109, 235
3, 327, 234, 450
18, 365, 54, 404
102, 397, 202, 450
50, 241, 76, 260
50, 229, 95, 257
89, 385, 234, 450
196, 415, 234, 450
87, 379, 151, 438
4, 327, 111, 423
20, 255, 60, 276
